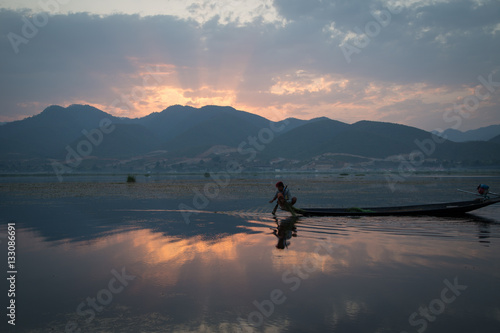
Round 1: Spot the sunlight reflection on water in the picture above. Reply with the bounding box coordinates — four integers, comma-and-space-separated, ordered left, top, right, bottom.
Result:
1, 175, 500, 332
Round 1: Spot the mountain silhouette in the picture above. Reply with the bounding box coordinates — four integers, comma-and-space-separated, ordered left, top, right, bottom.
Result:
489, 134, 500, 144
0, 105, 122, 158
435, 125, 500, 142
1, 104, 500, 171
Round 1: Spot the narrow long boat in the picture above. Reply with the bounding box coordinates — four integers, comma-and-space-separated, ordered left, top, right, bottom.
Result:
294, 197, 500, 217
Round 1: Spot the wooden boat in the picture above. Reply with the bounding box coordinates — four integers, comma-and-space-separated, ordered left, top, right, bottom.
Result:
294, 197, 500, 217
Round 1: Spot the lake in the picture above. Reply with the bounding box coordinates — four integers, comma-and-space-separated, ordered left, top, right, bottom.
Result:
1, 173, 500, 332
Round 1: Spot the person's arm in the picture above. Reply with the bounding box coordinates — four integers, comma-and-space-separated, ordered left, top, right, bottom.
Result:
269, 192, 278, 203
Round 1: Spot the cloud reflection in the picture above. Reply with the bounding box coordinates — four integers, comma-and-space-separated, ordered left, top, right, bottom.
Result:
13, 212, 500, 332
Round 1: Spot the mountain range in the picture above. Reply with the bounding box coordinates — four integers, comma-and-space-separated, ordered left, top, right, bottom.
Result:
1, 104, 500, 173
491, 134, 500, 144
434, 125, 500, 142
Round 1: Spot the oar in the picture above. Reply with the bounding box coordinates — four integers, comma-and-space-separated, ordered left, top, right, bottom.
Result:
272, 185, 287, 215
457, 189, 500, 197
281, 199, 297, 217
272, 203, 279, 215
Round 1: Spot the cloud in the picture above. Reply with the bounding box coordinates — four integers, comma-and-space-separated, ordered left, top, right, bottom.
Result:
0, 0, 499, 130
274, 0, 500, 83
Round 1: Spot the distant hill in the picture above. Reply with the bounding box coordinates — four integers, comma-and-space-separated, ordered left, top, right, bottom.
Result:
435, 124, 500, 142
136, 105, 271, 142
69, 124, 161, 158
264, 118, 349, 159
490, 134, 500, 144
275, 117, 309, 134
266, 119, 500, 161
0, 104, 122, 158
163, 111, 266, 156
1, 104, 500, 173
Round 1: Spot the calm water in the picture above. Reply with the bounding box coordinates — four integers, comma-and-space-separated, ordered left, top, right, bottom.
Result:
1, 174, 500, 332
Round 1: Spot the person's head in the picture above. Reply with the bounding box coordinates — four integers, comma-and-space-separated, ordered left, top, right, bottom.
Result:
275, 181, 284, 191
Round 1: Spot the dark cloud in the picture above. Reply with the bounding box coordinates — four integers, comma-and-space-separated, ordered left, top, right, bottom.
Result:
0, 0, 499, 129
272, 0, 500, 85
0, 10, 202, 118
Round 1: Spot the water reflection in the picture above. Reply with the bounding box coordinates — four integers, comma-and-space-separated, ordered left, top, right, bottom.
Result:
271, 216, 298, 249
3, 196, 500, 332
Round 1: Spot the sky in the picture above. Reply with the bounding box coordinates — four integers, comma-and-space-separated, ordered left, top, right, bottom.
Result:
0, 0, 499, 131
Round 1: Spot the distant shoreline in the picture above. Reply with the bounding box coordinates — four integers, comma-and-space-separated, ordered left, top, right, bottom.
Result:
2, 168, 500, 179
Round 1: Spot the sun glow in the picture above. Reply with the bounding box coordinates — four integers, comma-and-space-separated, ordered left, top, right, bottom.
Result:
95, 58, 489, 129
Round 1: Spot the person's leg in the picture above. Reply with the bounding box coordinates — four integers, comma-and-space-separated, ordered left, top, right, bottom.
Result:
290, 197, 297, 206
277, 193, 285, 208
